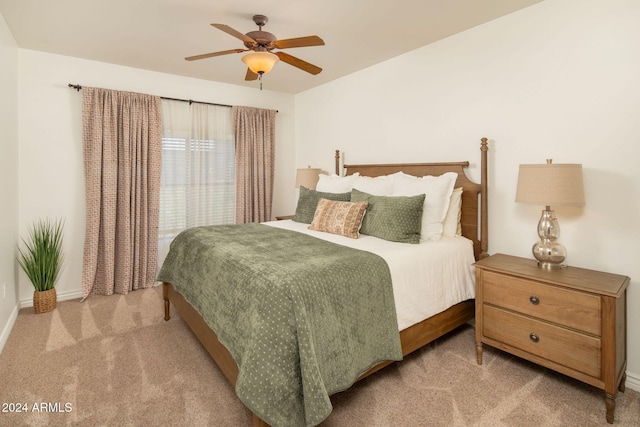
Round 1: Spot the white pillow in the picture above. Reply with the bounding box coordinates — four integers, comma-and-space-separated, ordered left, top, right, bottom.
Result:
316, 172, 359, 193
443, 187, 463, 237
391, 171, 457, 241
352, 174, 394, 196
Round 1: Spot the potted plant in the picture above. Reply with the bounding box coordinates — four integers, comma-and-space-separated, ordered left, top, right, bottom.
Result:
17, 218, 65, 314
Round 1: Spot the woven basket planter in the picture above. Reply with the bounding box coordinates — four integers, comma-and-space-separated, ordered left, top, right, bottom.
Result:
33, 288, 57, 314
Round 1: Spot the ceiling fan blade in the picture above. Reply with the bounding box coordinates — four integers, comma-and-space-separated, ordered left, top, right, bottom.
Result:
185, 49, 246, 61
245, 68, 259, 81
211, 23, 256, 45
275, 51, 322, 75
274, 35, 325, 49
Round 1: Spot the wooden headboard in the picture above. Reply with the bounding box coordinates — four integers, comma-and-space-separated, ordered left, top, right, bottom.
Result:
335, 138, 488, 260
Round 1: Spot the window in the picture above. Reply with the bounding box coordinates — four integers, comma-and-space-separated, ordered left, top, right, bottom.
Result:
158, 100, 235, 268
159, 136, 235, 236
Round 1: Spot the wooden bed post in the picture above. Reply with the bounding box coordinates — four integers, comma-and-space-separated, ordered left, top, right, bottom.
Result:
480, 137, 489, 259
335, 150, 341, 175
163, 282, 171, 321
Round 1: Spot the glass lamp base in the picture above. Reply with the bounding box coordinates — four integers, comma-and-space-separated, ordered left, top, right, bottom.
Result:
532, 241, 566, 270
532, 208, 567, 270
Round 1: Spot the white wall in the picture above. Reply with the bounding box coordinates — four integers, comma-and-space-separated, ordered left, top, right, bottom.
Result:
0, 12, 19, 351
17, 49, 296, 305
295, 0, 640, 385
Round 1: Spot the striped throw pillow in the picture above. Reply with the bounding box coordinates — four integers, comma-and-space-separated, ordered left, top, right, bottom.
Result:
308, 199, 368, 239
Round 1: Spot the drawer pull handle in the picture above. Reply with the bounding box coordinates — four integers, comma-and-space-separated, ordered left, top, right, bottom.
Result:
529, 296, 540, 305
529, 333, 540, 343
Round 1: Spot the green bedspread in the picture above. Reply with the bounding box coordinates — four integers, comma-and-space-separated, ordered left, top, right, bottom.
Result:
157, 223, 402, 426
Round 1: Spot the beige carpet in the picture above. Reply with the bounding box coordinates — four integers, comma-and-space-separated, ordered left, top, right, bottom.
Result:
1, 287, 638, 426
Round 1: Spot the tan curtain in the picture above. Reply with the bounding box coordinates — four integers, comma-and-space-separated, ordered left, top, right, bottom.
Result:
232, 106, 277, 223
81, 87, 162, 299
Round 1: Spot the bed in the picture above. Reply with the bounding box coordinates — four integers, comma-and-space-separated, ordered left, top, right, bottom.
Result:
160, 138, 489, 426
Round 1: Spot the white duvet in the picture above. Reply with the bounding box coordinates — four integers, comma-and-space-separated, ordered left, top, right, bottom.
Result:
265, 220, 476, 331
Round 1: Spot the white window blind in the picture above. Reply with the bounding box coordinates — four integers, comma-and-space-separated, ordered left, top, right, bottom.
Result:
157, 100, 235, 269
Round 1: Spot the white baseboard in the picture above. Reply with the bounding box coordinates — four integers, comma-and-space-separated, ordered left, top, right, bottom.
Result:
0, 303, 19, 353
626, 370, 640, 392
1, 290, 81, 353
19, 289, 83, 309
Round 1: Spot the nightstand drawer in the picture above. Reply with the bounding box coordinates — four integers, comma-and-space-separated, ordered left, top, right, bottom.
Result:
483, 271, 601, 336
484, 305, 601, 378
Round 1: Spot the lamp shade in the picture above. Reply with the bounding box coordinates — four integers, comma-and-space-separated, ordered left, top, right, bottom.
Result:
516, 162, 585, 207
241, 51, 279, 74
295, 168, 321, 189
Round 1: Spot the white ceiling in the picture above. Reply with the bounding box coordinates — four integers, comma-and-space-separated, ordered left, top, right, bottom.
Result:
0, 0, 542, 94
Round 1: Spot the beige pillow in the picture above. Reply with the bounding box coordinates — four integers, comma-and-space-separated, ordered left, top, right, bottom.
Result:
316, 173, 360, 193
352, 174, 395, 195
443, 187, 463, 236
308, 199, 368, 239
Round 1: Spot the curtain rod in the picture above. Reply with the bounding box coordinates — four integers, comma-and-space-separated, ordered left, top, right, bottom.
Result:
68, 84, 232, 108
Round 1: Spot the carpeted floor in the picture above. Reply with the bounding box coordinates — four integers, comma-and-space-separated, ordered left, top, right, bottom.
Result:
0, 286, 638, 426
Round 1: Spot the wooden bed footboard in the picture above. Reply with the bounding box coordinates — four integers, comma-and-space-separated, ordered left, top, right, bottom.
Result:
356, 299, 475, 381
164, 282, 239, 384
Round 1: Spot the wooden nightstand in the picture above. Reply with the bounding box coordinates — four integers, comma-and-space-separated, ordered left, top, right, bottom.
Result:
474, 253, 629, 424
275, 215, 295, 221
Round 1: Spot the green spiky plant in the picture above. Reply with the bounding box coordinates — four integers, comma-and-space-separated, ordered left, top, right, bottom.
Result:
17, 219, 65, 292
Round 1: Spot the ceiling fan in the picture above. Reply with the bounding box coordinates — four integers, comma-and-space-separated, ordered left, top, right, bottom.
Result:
186, 14, 325, 83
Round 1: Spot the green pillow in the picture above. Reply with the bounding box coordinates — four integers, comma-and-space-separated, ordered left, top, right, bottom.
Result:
351, 189, 425, 244
293, 187, 351, 224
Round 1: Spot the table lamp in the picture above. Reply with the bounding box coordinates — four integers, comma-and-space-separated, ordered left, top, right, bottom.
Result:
295, 167, 321, 189
515, 160, 585, 269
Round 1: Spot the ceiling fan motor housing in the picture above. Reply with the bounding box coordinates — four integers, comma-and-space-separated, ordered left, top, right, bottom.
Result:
244, 30, 277, 50
245, 15, 276, 50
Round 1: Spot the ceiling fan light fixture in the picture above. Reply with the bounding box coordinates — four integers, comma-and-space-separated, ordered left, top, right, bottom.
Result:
242, 51, 279, 74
